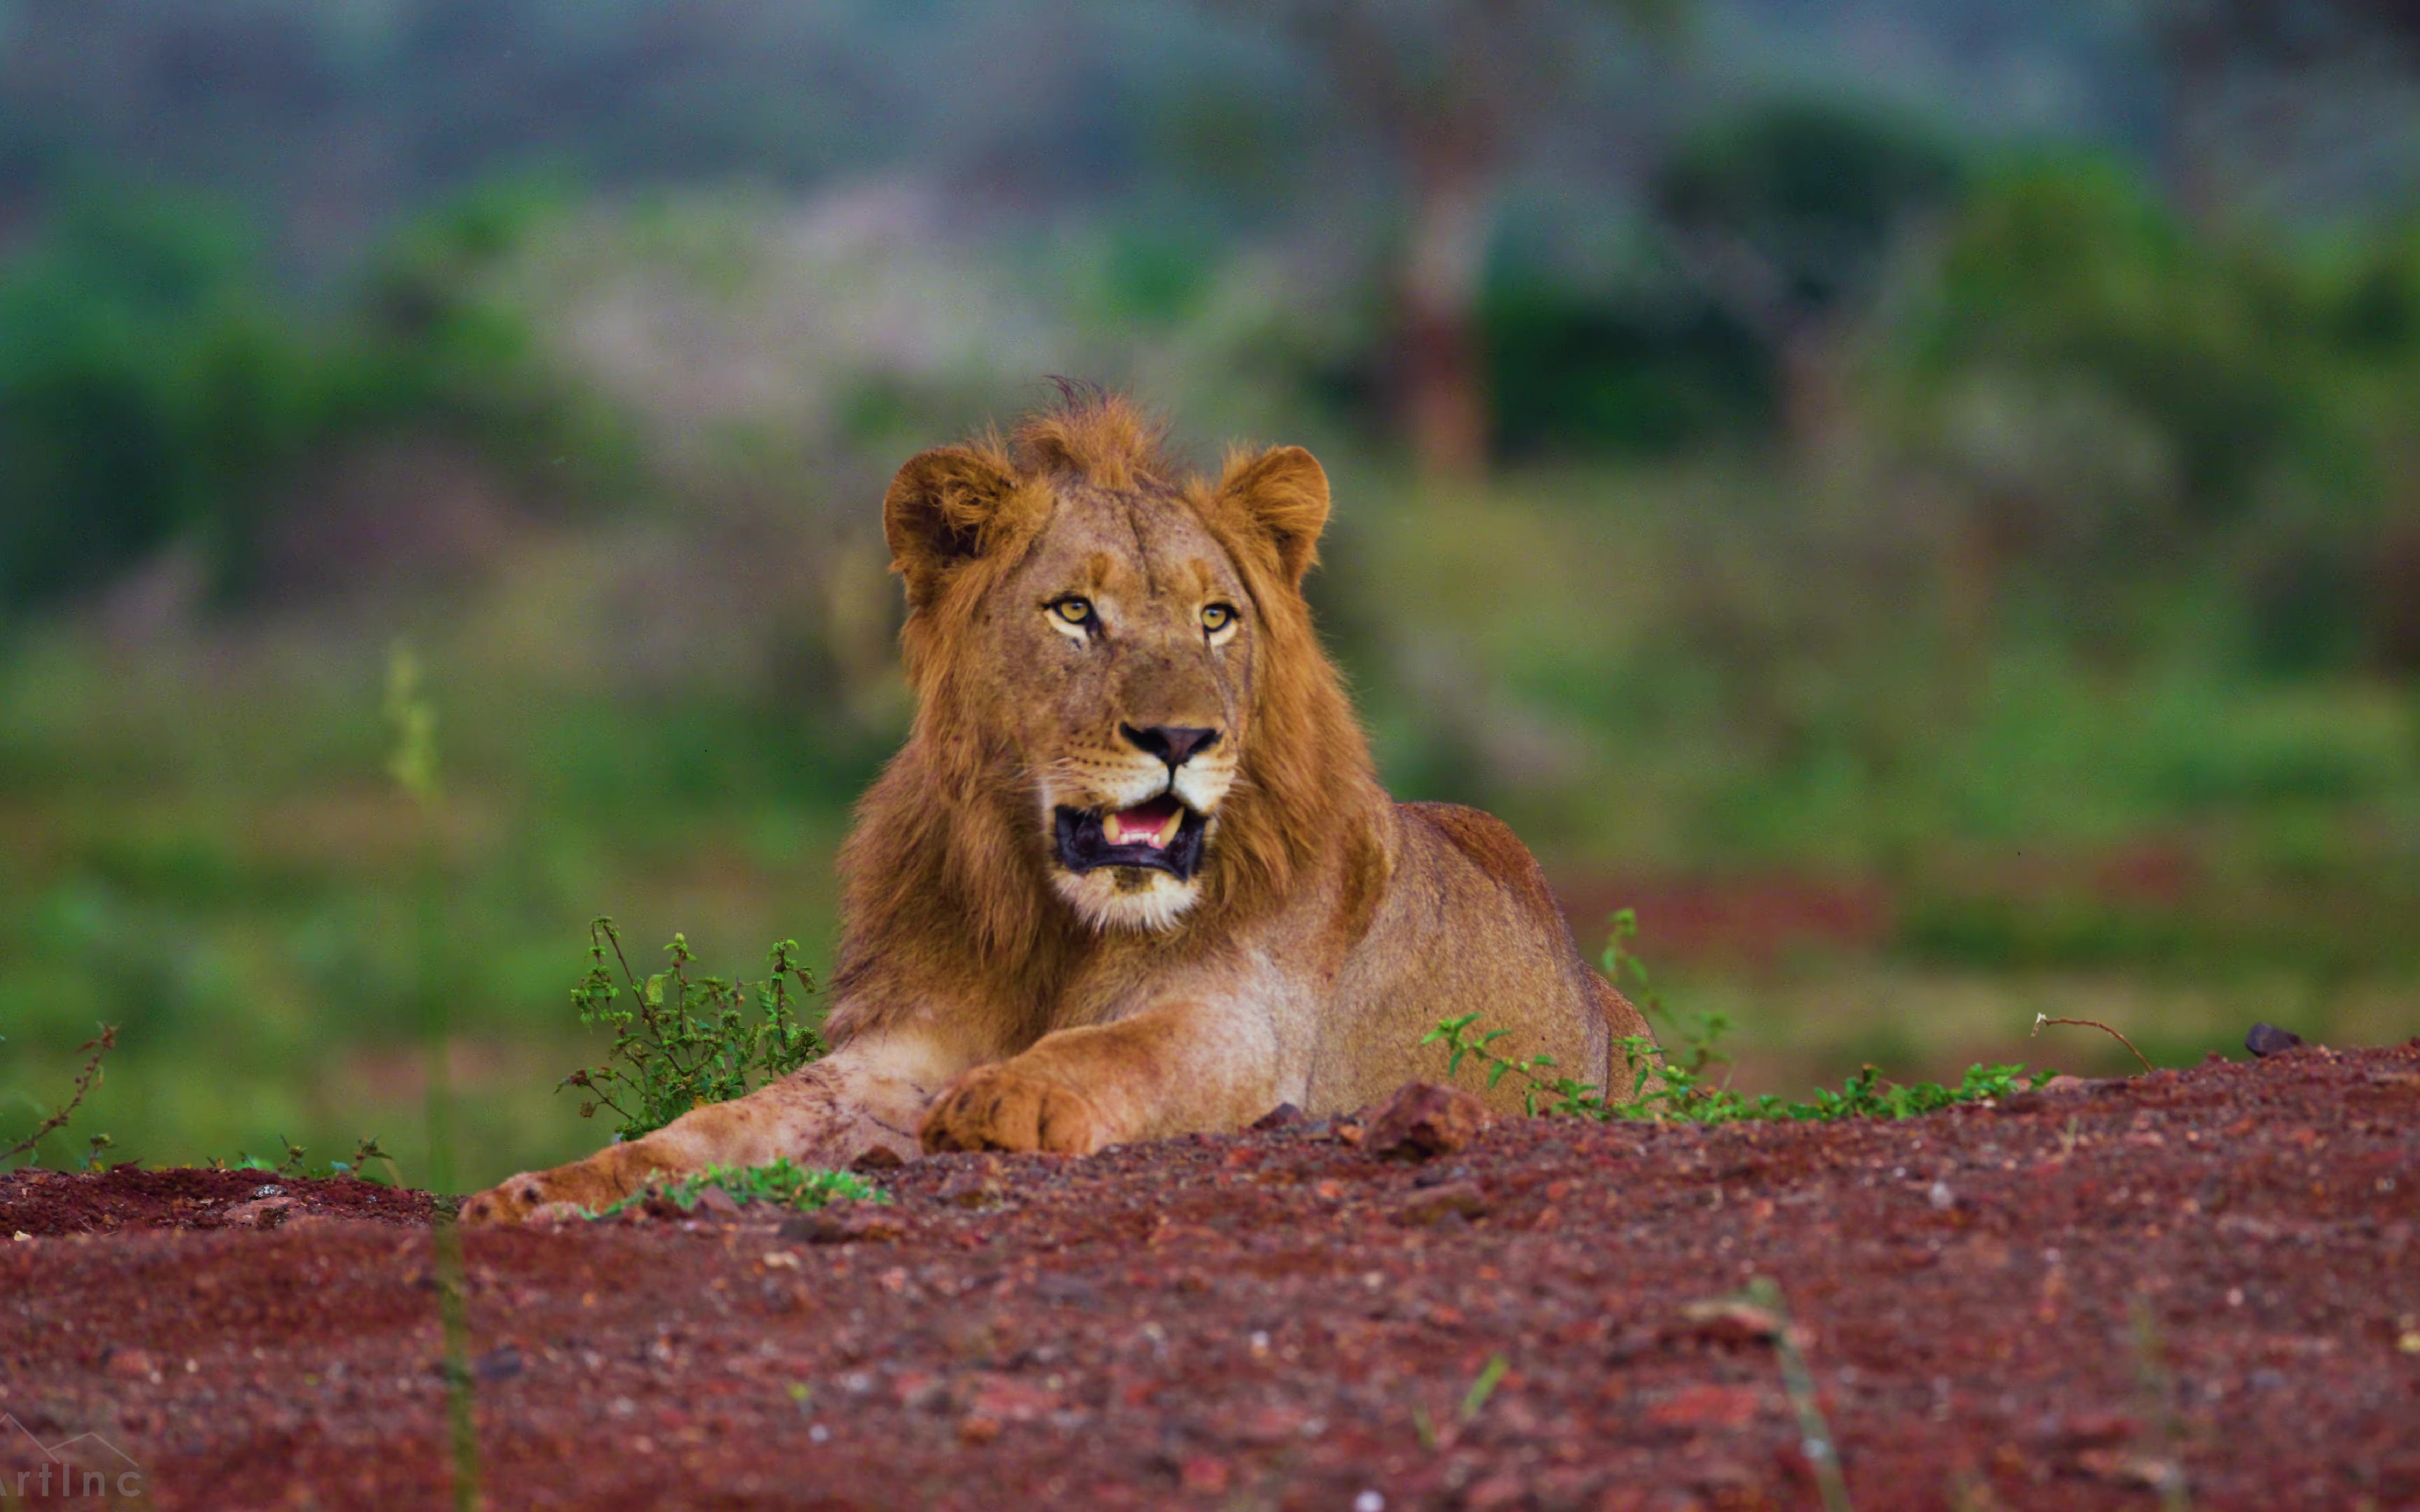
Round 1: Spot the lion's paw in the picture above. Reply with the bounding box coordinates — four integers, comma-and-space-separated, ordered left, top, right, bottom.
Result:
919, 1064, 1108, 1155
459, 1156, 641, 1226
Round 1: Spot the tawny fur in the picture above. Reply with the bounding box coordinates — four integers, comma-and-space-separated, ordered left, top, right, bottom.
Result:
464, 390, 1655, 1223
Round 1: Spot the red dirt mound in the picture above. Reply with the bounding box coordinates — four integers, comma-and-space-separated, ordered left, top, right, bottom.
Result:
1, 1164, 432, 1237
4, 1043, 2416, 1510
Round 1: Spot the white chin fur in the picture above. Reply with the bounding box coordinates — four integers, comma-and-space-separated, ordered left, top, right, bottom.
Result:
1051, 868, 1199, 933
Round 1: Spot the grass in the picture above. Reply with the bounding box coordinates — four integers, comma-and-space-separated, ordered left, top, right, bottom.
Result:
586, 1158, 884, 1220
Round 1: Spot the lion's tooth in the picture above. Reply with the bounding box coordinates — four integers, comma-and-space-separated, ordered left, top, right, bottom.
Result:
1157, 811, 1181, 846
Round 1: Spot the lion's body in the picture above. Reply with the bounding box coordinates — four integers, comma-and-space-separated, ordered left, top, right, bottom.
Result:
466, 391, 1653, 1222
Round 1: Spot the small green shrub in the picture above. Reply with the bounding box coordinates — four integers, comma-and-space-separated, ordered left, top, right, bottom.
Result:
210, 1134, 401, 1184
0, 1022, 116, 1169
588, 1158, 884, 1220
1425, 909, 2049, 1124
559, 918, 823, 1141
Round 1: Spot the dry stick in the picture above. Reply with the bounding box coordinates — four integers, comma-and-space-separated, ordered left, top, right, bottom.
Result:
2032, 1014, 2155, 1075
1, 1024, 118, 1165
1748, 1277, 1856, 1512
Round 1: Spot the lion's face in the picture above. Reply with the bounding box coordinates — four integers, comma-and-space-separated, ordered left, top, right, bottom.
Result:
978, 485, 1256, 931
881, 397, 1336, 941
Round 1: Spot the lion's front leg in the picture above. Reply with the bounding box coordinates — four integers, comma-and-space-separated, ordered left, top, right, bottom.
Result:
463, 1034, 964, 1224
920, 1000, 1282, 1155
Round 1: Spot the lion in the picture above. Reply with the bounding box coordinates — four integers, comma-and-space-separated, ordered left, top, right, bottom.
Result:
464, 390, 1655, 1223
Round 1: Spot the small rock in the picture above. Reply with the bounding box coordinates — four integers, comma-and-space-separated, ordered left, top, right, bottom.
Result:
224, 1197, 295, 1230
1363, 1082, 1488, 1161
2031, 1410, 2134, 1450
938, 1165, 1006, 1209
1644, 1382, 1764, 1430
1464, 1475, 1529, 1512
473, 1345, 524, 1383
1392, 1180, 1487, 1226
1249, 1102, 1306, 1132
1178, 1456, 1231, 1494
105, 1348, 157, 1380
1928, 1180, 1958, 1211
849, 1144, 906, 1172
964, 1373, 1058, 1424
958, 1414, 1002, 1446
690, 1186, 743, 1219
2245, 1022, 2305, 1059
778, 1207, 906, 1245
2074, 1449, 2183, 1491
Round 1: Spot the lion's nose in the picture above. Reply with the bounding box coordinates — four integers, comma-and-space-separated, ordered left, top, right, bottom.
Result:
1121, 723, 1221, 769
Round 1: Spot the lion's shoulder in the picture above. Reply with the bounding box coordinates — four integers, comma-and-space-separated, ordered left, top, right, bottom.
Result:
1398, 800, 1561, 917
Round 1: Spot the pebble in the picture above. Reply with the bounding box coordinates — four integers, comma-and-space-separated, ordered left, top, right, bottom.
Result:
1362, 1082, 1488, 1160
1392, 1180, 1487, 1226
779, 1208, 906, 1245
2246, 1022, 2306, 1058
105, 1348, 157, 1380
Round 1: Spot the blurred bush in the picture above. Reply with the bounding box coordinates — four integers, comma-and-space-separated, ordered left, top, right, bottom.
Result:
1890, 154, 2420, 674
0, 182, 620, 618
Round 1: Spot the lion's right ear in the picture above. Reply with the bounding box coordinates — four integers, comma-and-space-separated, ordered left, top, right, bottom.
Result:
883, 446, 1024, 605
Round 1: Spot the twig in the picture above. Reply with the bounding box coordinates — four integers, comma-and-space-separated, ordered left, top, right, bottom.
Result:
2032, 1014, 2155, 1075
1748, 1277, 1856, 1512
2, 1024, 118, 1166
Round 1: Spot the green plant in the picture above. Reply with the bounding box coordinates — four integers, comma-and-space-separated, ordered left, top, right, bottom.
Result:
1, 1022, 118, 1169
587, 1158, 885, 1220
559, 920, 824, 1141
210, 1134, 401, 1184
1425, 910, 2050, 1125
1431, 1008, 2044, 1126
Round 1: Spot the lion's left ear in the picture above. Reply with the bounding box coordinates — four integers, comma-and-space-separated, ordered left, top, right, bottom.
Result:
1216, 445, 1330, 586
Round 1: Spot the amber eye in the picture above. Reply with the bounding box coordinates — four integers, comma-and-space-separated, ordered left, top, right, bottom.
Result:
1201, 603, 1236, 634
1050, 597, 1094, 627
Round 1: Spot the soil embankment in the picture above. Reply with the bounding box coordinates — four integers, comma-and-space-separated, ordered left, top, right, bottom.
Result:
4, 1043, 2416, 1510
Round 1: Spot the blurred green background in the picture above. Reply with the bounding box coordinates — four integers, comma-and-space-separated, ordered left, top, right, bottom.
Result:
4, 0, 2418, 1188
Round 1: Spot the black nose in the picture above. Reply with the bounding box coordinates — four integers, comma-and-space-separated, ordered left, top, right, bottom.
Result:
1121, 723, 1221, 768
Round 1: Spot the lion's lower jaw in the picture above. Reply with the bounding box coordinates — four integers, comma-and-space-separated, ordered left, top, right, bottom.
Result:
1051, 869, 1200, 933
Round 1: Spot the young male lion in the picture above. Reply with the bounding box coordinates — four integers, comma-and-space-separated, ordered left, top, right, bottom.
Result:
464, 391, 1654, 1222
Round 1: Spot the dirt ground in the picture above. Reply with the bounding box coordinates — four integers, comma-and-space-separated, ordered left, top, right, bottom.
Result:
4, 1042, 2416, 1511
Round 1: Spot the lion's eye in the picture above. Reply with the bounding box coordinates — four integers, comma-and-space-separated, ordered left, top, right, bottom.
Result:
1202, 603, 1236, 634
1050, 597, 1095, 628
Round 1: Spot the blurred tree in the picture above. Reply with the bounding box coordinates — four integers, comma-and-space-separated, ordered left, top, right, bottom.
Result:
1654, 100, 1962, 449
2149, 0, 2420, 222
1228, 0, 1683, 478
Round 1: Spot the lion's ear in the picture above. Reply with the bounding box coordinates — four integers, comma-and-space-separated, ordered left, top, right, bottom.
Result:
1218, 445, 1329, 586
883, 446, 1023, 603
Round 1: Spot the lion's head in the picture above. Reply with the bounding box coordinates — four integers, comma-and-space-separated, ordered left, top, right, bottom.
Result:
861, 389, 1373, 950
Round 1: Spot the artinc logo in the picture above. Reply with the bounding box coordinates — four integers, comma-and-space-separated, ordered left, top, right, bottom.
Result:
0, 1414, 145, 1501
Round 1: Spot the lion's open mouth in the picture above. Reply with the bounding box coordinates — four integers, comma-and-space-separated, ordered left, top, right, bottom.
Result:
1053, 796, 1208, 880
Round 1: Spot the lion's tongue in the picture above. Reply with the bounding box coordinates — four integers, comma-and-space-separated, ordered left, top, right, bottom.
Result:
1106, 797, 1181, 848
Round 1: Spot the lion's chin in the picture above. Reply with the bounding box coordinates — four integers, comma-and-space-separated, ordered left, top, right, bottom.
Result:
1050, 867, 1202, 933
